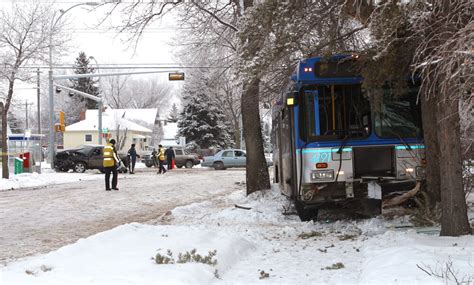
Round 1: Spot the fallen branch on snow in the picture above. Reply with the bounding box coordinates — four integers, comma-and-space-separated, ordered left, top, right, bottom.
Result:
235, 204, 252, 210
382, 182, 421, 208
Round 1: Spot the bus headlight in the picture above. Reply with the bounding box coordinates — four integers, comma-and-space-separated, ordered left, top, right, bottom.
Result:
311, 170, 334, 180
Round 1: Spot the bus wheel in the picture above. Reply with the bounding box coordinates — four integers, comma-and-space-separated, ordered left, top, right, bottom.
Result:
294, 200, 319, 221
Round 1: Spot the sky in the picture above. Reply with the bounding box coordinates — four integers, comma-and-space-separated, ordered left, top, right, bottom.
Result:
2, 0, 181, 109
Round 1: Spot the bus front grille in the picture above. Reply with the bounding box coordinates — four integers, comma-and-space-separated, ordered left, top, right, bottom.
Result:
353, 146, 395, 178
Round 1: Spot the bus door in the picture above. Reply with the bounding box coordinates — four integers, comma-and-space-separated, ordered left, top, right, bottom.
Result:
280, 105, 294, 197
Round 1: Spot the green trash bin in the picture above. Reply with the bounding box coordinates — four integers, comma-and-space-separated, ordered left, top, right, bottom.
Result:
14, 157, 24, 174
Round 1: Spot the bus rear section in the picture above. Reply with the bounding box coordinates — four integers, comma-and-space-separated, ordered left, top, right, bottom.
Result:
272, 55, 425, 221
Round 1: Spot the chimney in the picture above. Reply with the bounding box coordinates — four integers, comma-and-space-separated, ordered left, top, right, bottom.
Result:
80, 110, 86, 121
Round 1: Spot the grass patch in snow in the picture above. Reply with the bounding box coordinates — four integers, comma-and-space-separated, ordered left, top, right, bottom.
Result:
337, 234, 359, 241
298, 231, 324, 239
323, 262, 345, 270
155, 248, 218, 266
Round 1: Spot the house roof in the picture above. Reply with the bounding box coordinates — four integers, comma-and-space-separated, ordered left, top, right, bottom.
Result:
66, 113, 152, 133
85, 108, 158, 126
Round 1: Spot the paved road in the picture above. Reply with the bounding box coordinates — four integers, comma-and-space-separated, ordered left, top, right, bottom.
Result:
0, 168, 245, 264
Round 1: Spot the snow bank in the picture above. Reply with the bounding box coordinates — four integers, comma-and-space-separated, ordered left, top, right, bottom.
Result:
0, 171, 102, 191
0, 223, 254, 285
360, 231, 474, 284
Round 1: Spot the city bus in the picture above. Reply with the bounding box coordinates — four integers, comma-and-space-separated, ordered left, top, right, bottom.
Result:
272, 54, 425, 221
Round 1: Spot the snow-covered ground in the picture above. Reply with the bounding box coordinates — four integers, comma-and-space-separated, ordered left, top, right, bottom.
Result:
0, 170, 102, 191
0, 162, 152, 191
1, 168, 473, 284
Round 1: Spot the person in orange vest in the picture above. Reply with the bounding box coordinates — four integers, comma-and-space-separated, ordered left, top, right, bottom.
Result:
103, 139, 120, 190
157, 144, 167, 174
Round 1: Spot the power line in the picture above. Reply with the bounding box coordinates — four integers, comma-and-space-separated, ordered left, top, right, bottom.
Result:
19, 65, 229, 70
0, 1, 159, 3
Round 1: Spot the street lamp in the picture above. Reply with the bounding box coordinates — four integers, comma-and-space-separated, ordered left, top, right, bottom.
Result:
48, 2, 99, 168
89, 56, 104, 145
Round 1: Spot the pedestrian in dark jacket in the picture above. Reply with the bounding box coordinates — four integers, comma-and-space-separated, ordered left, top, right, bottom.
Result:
151, 148, 158, 168
127, 143, 140, 174
165, 146, 176, 170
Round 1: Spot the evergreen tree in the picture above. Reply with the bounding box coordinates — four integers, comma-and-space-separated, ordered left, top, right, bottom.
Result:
69, 51, 99, 111
168, 103, 179, 123
177, 80, 233, 149
7, 110, 23, 133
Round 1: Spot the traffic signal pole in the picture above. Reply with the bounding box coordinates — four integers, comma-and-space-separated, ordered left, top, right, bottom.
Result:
51, 69, 183, 152
53, 83, 104, 144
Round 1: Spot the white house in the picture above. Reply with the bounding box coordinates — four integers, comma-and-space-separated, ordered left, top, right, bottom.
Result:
85, 108, 166, 147
64, 111, 152, 152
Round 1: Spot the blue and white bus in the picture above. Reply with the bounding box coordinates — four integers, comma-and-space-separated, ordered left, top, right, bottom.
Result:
272, 55, 425, 220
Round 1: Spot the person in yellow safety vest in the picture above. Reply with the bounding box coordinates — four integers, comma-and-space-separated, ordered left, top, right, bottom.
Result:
103, 138, 120, 191
157, 144, 167, 174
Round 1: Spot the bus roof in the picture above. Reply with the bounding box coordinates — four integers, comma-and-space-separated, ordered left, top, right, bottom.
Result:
291, 54, 362, 85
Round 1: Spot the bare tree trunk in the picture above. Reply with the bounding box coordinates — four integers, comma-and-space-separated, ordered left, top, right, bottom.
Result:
420, 95, 441, 203
1, 79, 15, 179
241, 78, 270, 194
437, 97, 471, 236
240, 0, 271, 194
1, 102, 8, 179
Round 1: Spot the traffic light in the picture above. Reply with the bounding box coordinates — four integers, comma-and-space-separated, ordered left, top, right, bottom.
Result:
55, 111, 65, 132
169, 72, 185, 81
54, 124, 65, 132
59, 111, 65, 126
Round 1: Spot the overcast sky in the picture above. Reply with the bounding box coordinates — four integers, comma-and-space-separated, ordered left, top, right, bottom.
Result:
3, 0, 180, 107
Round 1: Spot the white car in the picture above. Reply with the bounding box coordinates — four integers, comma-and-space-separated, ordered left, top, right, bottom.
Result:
201, 149, 273, 170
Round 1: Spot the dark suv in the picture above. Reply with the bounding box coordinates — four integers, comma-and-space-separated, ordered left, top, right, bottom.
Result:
142, 148, 200, 168
55, 144, 129, 173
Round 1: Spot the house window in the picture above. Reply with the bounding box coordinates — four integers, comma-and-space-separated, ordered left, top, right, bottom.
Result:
85, 134, 92, 142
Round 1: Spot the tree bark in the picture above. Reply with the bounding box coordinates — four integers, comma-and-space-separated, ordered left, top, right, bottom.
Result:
437, 96, 471, 236
420, 95, 441, 203
239, 0, 271, 195
1, 79, 15, 179
241, 78, 270, 195
1, 102, 8, 179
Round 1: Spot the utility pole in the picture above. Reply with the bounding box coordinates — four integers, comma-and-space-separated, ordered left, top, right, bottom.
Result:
25, 100, 30, 130
37, 68, 41, 135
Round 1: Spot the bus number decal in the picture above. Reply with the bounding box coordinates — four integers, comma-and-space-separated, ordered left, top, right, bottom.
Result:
311, 151, 330, 163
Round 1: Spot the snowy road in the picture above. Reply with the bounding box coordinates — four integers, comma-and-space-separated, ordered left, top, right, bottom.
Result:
0, 168, 245, 264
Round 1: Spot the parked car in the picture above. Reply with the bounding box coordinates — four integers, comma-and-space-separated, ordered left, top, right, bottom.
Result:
54, 144, 129, 173
142, 148, 200, 168
201, 149, 273, 170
